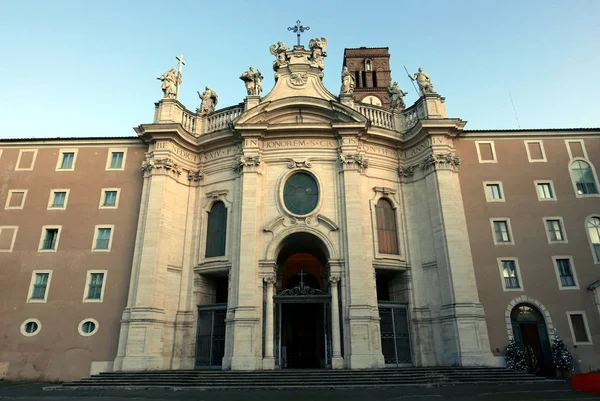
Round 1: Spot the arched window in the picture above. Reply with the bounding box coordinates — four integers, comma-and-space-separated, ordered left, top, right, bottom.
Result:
375, 198, 399, 255
365, 59, 372, 71
571, 160, 599, 195
205, 201, 227, 258
587, 216, 600, 262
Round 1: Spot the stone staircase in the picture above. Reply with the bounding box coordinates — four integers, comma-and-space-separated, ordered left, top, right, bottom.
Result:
50, 367, 564, 390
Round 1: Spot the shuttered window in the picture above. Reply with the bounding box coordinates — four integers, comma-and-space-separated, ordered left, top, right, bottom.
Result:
206, 201, 227, 257
375, 199, 399, 255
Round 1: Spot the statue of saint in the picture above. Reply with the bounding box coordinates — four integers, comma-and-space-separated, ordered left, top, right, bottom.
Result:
309, 37, 327, 70
269, 41, 289, 70
388, 81, 408, 111
240, 67, 264, 96
197, 85, 218, 115
157, 67, 180, 99
340, 66, 355, 94
408, 67, 435, 96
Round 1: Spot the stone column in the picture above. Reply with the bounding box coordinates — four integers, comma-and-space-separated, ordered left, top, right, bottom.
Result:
263, 276, 276, 369
329, 276, 344, 369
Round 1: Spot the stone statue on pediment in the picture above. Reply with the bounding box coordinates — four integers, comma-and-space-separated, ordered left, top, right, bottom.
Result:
240, 67, 264, 96
269, 41, 290, 70
309, 37, 327, 70
388, 81, 408, 111
341, 66, 355, 94
197, 85, 218, 115
409, 67, 435, 96
157, 67, 180, 99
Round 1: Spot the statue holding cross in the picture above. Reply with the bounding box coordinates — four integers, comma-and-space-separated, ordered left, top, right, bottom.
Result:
157, 54, 185, 100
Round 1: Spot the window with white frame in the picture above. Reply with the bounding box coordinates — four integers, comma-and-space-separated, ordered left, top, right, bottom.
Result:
83, 271, 107, 302
0, 226, 18, 252
525, 140, 547, 162
587, 216, 600, 263
20, 319, 41, 337
476, 141, 497, 163
570, 160, 599, 196
56, 149, 77, 171
92, 225, 113, 251
27, 271, 52, 302
483, 182, 504, 202
544, 218, 567, 243
78, 318, 99, 336
106, 148, 127, 170
535, 181, 556, 201
48, 190, 69, 210
99, 189, 120, 209
5, 189, 27, 210
554, 257, 578, 289
491, 219, 513, 244
15, 149, 38, 171
498, 259, 522, 290
567, 312, 592, 345
38, 226, 61, 251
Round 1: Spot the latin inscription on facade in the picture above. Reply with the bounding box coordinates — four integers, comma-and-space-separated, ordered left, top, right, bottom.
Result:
400, 137, 444, 158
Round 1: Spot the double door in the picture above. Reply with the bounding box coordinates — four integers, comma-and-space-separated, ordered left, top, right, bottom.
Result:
195, 304, 227, 369
379, 302, 411, 366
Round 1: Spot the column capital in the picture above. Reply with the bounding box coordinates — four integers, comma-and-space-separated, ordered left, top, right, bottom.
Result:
263, 275, 276, 285
329, 276, 341, 285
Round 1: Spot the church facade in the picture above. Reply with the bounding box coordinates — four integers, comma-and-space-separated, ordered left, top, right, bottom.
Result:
1, 41, 599, 381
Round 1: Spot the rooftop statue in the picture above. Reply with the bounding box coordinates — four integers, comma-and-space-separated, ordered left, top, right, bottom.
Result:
269, 41, 290, 71
340, 66, 355, 94
157, 67, 180, 99
408, 67, 435, 96
197, 85, 218, 115
240, 67, 264, 96
388, 81, 408, 111
309, 37, 327, 70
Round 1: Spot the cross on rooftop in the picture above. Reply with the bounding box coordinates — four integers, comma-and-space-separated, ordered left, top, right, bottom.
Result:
288, 20, 310, 46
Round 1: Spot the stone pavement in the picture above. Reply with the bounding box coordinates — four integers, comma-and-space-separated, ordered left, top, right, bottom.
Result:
0, 381, 599, 401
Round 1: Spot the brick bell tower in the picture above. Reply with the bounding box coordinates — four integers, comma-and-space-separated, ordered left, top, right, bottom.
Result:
343, 47, 392, 108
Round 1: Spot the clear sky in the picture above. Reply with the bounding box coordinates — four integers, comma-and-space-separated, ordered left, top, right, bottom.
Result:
1, 0, 598, 138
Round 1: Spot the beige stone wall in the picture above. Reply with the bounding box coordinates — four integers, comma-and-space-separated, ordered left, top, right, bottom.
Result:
0, 140, 146, 381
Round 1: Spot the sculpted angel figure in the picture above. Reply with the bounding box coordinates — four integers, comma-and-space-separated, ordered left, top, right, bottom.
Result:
409, 67, 435, 96
340, 66, 355, 94
197, 85, 218, 115
388, 81, 408, 111
309, 37, 327, 69
269, 41, 289, 70
157, 67, 180, 99
240, 66, 264, 96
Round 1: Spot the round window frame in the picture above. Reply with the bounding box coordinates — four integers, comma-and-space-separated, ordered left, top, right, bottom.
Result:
20, 318, 41, 337
78, 318, 99, 337
279, 169, 323, 218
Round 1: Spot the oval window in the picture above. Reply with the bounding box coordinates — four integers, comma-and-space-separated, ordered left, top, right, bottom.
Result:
283, 172, 319, 216
78, 319, 99, 336
21, 319, 41, 337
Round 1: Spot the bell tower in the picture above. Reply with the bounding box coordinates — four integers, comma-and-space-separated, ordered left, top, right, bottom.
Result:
343, 47, 392, 108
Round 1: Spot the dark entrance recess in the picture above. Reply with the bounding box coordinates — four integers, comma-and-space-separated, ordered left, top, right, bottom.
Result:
281, 303, 325, 368
195, 274, 229, 369
511, 304, 553, 375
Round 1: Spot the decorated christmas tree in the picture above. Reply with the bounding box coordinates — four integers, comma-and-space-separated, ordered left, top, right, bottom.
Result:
551, 331, 573, 372
506, 338, 528, 371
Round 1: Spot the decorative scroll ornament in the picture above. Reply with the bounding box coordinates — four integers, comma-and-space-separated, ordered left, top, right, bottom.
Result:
286, 159, 312, 169
329, 276, 341, 285
187, 169, 203, 181
233, 155, 261, 173
339, 153, 369, 170
263, 276, 276, 285
420, 152, 460, 171
290, 72, 308, 86
141, 153, 182, 176
279, 282, 324, 296
398, 166, 415, 177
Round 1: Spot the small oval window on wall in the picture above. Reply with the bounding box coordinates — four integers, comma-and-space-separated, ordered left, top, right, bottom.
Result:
78, 319, 99, 337
21, 319, 41, 337
283, 172, 319, 216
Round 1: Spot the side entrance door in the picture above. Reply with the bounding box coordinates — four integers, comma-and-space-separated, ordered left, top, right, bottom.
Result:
378, 302, 412, 366
195, 304, 227, 369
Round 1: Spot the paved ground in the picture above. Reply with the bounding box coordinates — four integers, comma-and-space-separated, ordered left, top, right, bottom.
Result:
1, 381, 599, 401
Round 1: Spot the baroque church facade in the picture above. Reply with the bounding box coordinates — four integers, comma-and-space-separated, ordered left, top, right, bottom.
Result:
1, 39, 599, 380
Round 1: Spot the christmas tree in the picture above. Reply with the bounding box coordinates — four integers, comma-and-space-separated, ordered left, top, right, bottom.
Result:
506, 338, 527, 371
551, 331, 573, 372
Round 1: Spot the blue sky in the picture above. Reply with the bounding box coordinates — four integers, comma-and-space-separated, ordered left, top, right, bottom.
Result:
0, 0, 598, 138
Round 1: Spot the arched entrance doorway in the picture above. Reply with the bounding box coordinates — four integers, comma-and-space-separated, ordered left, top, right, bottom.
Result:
511, 304, 553, 375
273, 232, 335, 369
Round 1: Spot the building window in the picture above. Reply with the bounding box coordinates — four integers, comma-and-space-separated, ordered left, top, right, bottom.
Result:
56, 149, 77, 171
39, 226, 61, 252
524, 140, 547, 162
554, 257, 577, 289
48, 190, 69, 210
92, 226, 113, 251
15, 149, 38, 171
570, 160, 599, 196
27, 271, 52, 303
5, 189, 27, 210
567, 312, 592, 345
99, 189, 120, 209
498, 259, 522, 291
205, 201, 227, 258
83, 271, 107, 302
483, 182, 504, 202
586, 216, 600, 263
283, 172, 319, 216
0, 226, 19, 252
365, 59, 372, 71
491, 219, 513, 244
20, 319, 41, 337
476, 141, 497, 163
375, 198, 399, 255
566, 139, 587, 159
106, 148, 127, 170
78, 319, 99, 337
544, 218, 567, 243
535, 181, 556, 201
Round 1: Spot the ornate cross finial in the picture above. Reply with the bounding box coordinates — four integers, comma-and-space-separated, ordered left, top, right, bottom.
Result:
297, 268, 307, 285
288, 20, 310, 46
175, 54, 186, 100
